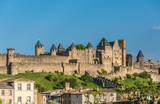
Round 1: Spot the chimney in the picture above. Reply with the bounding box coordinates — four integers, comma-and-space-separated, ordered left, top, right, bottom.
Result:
65, 82, 70, 91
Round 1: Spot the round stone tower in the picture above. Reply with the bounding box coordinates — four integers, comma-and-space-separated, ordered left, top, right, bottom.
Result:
35, 40, 44, 56
137, 50, 144, 69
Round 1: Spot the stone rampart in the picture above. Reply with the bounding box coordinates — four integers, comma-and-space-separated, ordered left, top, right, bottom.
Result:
10, 62, 63, 75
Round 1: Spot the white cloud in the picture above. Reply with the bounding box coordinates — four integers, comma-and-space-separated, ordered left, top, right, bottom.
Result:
152, 25, 160, 30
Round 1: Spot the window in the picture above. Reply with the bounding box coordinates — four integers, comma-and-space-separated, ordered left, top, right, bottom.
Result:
9, 90, 12, 96
2, 99, 5, 104
27, 96, 31, 104
18, 97, 22, 104
9, 99, 12, 104
1, 90, 5, 95
27, 84, 31, 91
18, 84, 22, 90
110, 93, 114, 96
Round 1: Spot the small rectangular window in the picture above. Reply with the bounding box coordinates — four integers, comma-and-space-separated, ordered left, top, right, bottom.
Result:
9, 90, 12, 96
1, 90, 5, 95
18, 84, 22, 90
27, 84, 31, 91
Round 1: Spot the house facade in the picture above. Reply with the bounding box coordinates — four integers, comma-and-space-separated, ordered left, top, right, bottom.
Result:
0, 78, 46, 104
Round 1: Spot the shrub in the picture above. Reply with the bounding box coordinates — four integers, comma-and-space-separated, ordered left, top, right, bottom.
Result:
45, 75, 52, 81
97, 69, 107, 75
138, 71, 151, 79
56, 83, 63, 89
60, 72, 64, 75
62, 78, 79, 88
101, 69, 107, 74
31, 70, 34, 73
76, 44, 86, 50
133, 72, 139, 76
45, 75, 58, 82
119, 76, 122, 80
113, 77, 118, 83
55, 71, 59, 74
126, 74, 132, 79
97, 70, 102, 75
133, 76, 137, 80
35, 84, 45, 93
81, 73, 93, 83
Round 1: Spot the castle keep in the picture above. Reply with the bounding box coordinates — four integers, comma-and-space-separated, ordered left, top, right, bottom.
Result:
0, 38, 145, 75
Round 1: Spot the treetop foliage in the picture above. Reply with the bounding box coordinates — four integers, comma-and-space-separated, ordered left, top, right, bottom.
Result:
76, 44, 86, 50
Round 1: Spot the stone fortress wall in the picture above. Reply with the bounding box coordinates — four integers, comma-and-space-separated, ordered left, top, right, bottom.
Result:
0, 37, 160, 82
0, 38, 127, 75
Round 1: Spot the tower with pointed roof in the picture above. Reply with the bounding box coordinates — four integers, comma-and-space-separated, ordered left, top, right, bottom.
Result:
69, 42, 77, 59
97, 38, 112, 65
50, 44, 57, 56
137, 50, 144, 69
97, 38, 111, 50
58, 43, 65, 53
35, 40, 44, 56
86, 41, 94, 64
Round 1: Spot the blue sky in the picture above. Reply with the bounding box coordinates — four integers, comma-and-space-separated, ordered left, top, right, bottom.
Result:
0, 0, 160, 61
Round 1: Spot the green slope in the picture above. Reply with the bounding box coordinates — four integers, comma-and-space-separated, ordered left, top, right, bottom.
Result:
118, 72, 152, 87
0, 72, 101, 92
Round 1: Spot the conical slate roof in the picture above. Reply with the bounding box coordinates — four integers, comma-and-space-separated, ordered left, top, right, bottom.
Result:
35, 40, 43, 46
86, 41, 93, 48
51, 44, 56, 50
137, 50, 144, 57
70, 42, 76, 48
97, 38, 110, 48
58, 43, 64, 49
102, 38, 110, 46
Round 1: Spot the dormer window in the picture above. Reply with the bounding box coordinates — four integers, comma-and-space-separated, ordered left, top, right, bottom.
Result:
18, 84, 22, 90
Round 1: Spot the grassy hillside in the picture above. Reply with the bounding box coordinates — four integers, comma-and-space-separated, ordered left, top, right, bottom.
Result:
117, 71, 152, 87
0, 72, 101, 92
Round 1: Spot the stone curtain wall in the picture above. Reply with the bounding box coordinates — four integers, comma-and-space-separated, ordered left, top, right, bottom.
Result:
13, 54, 69, 64
10, 62, 63, 75
0, 54, 7, 66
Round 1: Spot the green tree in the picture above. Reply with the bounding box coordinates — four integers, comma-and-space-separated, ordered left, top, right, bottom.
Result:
35, 84, 45, 93
91, 91, 103, 104
115, 86, 138, 103
62, 78, 78, 88
76, 44, 86, 50
0, 99, 2, 104
84, 91, 91, 104
81, 73, 93, 83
